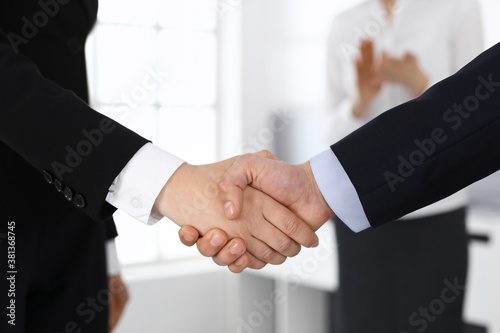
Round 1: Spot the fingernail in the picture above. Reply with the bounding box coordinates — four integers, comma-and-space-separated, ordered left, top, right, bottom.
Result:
311, 240, 319, 248
224, 201, 234, 217
211, 234, 224, 247
230, 242, 243, 255
235, 257, 246, 266
184, 232, 195, 242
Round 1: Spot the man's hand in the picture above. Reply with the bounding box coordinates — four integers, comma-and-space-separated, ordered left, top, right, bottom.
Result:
108, 274, 129, 332
154, 157, 319, 267
179, 226, 251, 273
218, 151, 334, 231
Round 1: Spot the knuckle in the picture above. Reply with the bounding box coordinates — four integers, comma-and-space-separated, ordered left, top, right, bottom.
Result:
218, 179, 229, 191
242, 153, 259, 165
218, 181, 234, 197
284, 218, 299, 236
247, 256, 256, 266
243, 153, 255, 159
276, 237, 294, 254
238, 153, 252, 164
258, 150, 272, 158
261, 247, 277, 262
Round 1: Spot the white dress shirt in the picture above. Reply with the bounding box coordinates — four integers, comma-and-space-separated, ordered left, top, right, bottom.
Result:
104, 144, 184, 273
105, 239, 120, 276
105, 143, 185, 225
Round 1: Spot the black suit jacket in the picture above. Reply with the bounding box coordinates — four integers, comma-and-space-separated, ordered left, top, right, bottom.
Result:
0, 1, 148, 225
331, 42, 500, 228
0, 3, 149, 328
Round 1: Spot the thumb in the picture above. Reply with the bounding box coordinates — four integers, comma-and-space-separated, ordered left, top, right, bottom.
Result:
219, 153, 268, 220
404, 52, 417, 62
255, 149, 280, 161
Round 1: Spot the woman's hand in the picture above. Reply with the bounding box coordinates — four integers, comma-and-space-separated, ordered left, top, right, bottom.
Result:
108, 274, 129, 332
353, 40, 383, 118
380, 51, 429, 97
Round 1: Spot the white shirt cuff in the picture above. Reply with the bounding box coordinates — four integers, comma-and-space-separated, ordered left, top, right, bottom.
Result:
310, 149, 371, 232
106, 239, 120, 276
105, 143, 185, 225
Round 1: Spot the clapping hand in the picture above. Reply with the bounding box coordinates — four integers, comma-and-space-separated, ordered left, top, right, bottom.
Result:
379, 51, 429, 97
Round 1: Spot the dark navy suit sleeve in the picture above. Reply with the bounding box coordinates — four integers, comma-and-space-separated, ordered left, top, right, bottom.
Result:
331, 42, 500, 227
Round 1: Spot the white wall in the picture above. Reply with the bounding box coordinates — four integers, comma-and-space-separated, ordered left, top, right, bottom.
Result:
240, 0, 347, 157
465, 212, 500, 332
113, 264, 278, 333
115, 271, 227, 333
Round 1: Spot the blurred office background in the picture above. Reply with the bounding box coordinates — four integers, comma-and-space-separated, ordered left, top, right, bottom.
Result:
85, 0, 500, 332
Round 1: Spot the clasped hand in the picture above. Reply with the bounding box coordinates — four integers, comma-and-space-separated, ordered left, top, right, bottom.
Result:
157, 151, 334, 273
353, 39, 429, 118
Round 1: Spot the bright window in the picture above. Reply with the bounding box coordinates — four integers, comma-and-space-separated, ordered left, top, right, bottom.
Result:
86, 0, 220, 264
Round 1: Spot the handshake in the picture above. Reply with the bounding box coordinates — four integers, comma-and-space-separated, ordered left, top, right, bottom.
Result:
154, 151, 335, 273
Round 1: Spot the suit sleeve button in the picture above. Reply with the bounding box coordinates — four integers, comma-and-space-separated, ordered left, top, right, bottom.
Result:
74, 194, 86, 208
63, 187, 74, 201
54, 179, 63, 192
42, 171, 54, 184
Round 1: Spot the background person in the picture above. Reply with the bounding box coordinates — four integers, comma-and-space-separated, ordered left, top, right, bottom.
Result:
327, 0, 481, 331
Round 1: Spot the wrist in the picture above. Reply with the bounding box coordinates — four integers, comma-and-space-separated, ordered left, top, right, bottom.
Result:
153, 157, 238, 227
153, 162, 190, 222
300, 161, 334, 230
